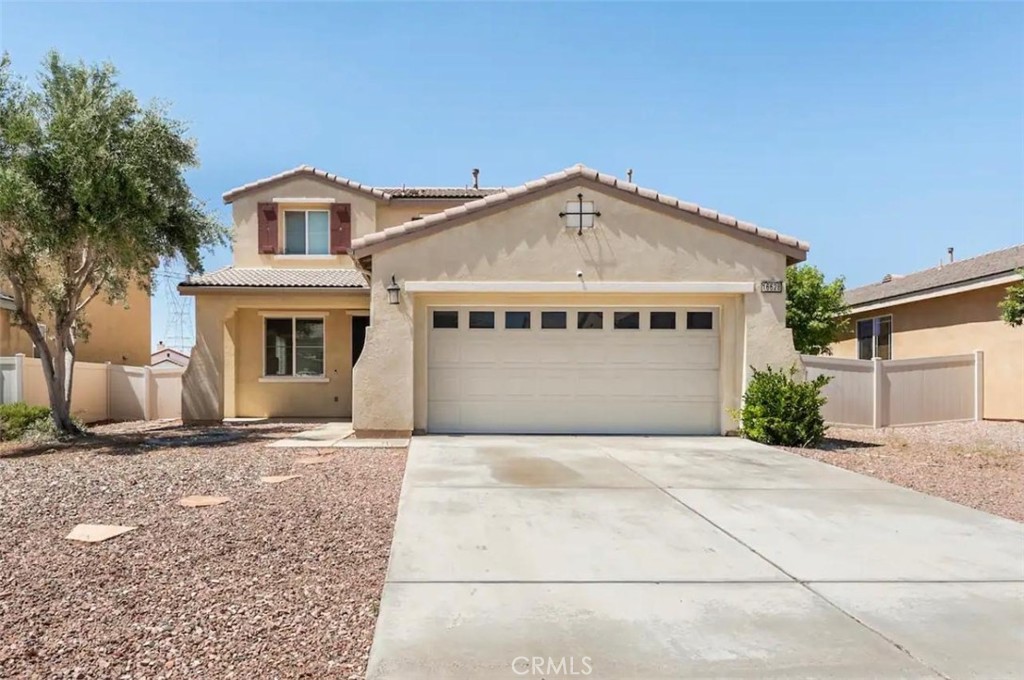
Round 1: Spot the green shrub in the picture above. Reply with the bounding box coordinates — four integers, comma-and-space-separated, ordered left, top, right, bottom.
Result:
735, 365, 831, 447
0, 403, 54, 441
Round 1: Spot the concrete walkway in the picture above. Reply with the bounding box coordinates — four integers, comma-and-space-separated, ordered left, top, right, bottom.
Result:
367, 436, 1024, 680
266, 421, 410, 449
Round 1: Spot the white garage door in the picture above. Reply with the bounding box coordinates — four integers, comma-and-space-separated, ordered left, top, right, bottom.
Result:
427, 307, 720, 435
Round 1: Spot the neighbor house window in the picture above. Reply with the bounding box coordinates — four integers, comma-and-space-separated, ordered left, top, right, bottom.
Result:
857, 315, 892, 360
264, 317, 325, 377
283, 209, 329, 255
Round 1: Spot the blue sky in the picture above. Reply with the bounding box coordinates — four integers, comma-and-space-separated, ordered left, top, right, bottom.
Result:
2, 2, 1022, 351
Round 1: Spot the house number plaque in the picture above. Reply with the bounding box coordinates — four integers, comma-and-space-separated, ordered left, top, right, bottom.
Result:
760, 280, 784, 293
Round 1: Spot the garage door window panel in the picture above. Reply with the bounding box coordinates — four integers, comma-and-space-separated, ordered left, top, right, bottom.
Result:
541, 311, 567, 329
505, 311, 531, 329
650, 311, 677, 330
614, 311, 640, 330
433, 310, 459, 329
686, 311, 715, 331
577, 311, 604, 330
469, 311, 495, 329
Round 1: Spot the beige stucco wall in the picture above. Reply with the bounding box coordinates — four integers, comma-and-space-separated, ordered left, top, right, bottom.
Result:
353, 182, 800, 434
181, 290, 369, 421
833, 284, 1024, 420
230, 176, 380, 269
0, 285, 150, 366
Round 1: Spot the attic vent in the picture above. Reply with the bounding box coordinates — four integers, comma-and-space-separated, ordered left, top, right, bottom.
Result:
881, 274, 905, 283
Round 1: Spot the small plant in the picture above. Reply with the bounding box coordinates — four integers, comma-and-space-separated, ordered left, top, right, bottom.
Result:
735, 365, 831, 447
0, 403, 53, 441
0, 403, 84, 442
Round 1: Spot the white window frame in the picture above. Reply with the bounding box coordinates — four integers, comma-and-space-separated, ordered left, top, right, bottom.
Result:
260, 314, 329, 382
282, 209, 330, 256
856, 314, 893, 360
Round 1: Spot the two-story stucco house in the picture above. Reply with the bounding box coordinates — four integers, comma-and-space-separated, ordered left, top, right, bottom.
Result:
179, 164, 809, 435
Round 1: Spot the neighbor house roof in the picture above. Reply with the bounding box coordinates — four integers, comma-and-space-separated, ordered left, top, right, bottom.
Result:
222, 165, 503, 204
0, 291, 13, 311
178, 267, 368, 290
152, 347, 191, 360
351, 164, 810, 261
845, 244, 1024, 309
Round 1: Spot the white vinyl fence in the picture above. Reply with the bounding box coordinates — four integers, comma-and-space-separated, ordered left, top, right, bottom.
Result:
0, 354, 183, 423
802, 352, 983, 428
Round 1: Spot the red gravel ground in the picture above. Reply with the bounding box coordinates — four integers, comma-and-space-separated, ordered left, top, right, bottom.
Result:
0, 420, 407, 679
784, 421, 1024, 522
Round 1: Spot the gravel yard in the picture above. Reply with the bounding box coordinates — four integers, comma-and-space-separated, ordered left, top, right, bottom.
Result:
784, 421, 1024, 522
0, 420, 407, 679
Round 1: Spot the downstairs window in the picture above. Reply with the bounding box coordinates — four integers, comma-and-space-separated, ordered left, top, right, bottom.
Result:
264, 317, 325, 377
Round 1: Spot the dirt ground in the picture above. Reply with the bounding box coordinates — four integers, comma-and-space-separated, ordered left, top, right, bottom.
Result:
0, 420, 407, 679
784, 421, 1024, 522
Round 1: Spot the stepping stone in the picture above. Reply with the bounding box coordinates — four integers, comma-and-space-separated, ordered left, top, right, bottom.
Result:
261, 475, 301, 484
178, 495, 230, 508
66, 524, 136, 543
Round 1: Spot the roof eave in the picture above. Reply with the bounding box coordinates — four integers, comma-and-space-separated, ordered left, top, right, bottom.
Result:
177, 284, 370, 296
222, 166, 392, 205
352, 170, 810, 262
845, 270, 1022, 313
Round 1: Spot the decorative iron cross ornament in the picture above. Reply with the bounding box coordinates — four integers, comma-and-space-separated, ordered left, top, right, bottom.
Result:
559, 193, 601, 236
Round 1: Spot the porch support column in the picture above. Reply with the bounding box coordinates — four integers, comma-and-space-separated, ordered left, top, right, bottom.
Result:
352, 275, 414, 435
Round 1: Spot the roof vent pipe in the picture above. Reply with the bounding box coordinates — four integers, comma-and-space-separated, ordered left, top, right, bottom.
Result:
627, 168, 633, 182
947, 247, 954, 263
472, 168, 479, 189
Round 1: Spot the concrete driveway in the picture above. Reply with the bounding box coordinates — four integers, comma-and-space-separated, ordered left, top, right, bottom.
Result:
366, 436, 1024, 679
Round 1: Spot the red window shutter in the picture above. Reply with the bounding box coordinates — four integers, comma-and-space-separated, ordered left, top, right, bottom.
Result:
331, 203, 352, 254
257, 203, 278, 253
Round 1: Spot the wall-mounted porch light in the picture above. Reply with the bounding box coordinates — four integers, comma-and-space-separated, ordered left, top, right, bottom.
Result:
386, 275, 401, 305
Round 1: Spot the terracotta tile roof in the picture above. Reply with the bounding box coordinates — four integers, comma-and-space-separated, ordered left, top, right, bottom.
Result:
179, 267, 368, 289
223, 166, 392, 204
845, 244, 1024, 308
381, 187, 503, 199
351, 164, 810, 259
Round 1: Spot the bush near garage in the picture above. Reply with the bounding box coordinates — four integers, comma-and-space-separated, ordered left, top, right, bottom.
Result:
0, 403, 83, 441
736, 365, 831, 447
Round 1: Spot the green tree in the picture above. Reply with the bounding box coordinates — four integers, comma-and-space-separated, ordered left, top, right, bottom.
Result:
999, 269, 1024, 327
0, 52, 227, 435
785, 264, 850, 355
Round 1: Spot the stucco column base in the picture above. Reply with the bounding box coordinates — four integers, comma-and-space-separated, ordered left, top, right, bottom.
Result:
353, 285, 415, 432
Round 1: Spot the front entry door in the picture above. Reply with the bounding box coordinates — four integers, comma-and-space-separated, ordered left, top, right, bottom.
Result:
352, 315, 370, 366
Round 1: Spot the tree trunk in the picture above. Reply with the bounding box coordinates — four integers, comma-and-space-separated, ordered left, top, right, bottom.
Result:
37, 344, 81, 436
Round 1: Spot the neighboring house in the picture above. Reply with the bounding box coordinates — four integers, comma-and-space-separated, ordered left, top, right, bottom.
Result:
0, 284, 151, 366
179, 163, 808, 435
833, 244, 1024, 421
151, 342, 190, 368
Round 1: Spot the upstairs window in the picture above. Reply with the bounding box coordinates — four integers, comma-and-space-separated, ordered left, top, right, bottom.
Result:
284, 209, 329, 255
857, 315, 892, 360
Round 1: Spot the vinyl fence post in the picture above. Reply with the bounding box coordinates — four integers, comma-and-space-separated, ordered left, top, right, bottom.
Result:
143, 365, 153, 421
872, 357, 883, 429
13, 353, 25, 403
105, 361, 112, 421
973, 350, 984, 422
